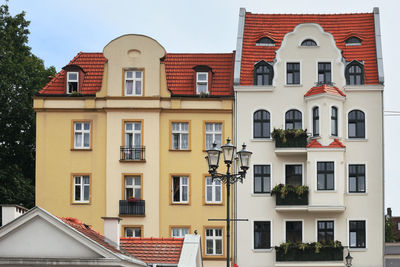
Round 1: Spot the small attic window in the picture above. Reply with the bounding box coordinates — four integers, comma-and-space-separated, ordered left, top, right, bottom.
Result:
67, 72, 79, 94
346, 37, 362, 46
301, 39, 317, 46
256, 37, 275, 47
196, 72, 208, 94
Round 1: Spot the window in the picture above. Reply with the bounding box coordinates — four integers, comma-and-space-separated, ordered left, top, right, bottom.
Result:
253, 110, 270, 138
318, 62, 331, 84
348, 110, 365, 138
124, 121, 142, 160
287, 63, 300, 85
67, 72, 79, 94
74, 122, 91, 149
256, 37, 275, 46
349, 164, 366, 193
312, 107, 319, 137
125, 70, 143, 96
398, 222, 400, 231
125, 227, 141, 238
172, 122, 189, 150
124, 175, 141, 199
285, 165, 302, 186
331, 107, 338, 136
254, 61, 273, 86
254, 221, 271, 249
205, 228, 223, 255
205, 122, 222, 150
346, 36, 362, 45
171, 227, 189, 238
349, 220, 366, 248
285, 109, 302, 130
301, 39, 317, 46
73, 175, 90, 203
286, 221, 302, 243
196, 72, 208, 94
346, 61, 364, 85
172, 176, 189, 204
317, 162, 334, 190
205, 177, 222, 204
254, 165, 271, 194
318, 220, 334, 242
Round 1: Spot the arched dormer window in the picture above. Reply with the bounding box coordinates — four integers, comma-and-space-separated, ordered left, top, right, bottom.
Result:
285, 109, 302, 130
348, 110, 365, 138
345, 36, 362, 46
301, 39, 317, 46
345, 61, 364, 85
254, 61, 273, 86
253, 110, 270, 138
256, 37, 275, 46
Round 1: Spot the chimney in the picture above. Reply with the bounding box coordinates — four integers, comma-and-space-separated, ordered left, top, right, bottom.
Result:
387, 207, 392, 218
102, 217, 122, 249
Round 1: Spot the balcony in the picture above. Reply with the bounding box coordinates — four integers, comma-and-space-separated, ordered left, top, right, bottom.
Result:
272, 129, 308, 155
272, 184, 309, 211
120, 146, 145, 161
119, 200, 145, 216
276, 242, 343, 262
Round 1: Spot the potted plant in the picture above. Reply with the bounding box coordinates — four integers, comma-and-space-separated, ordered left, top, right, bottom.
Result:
127, 196, 139, 203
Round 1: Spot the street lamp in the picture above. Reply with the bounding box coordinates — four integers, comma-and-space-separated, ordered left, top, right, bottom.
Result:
206, 138, 252, 267
345, 250, 353, 267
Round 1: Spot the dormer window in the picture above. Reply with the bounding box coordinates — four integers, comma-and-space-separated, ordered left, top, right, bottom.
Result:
256, 37, 275, 47
301, 39, 317, 46
125, 70, 143, 96
196, 72, 208, 94
345, 61, 364, 85
67, 72, 79, 94
254, 61, 273, 86
346, 37, 362, 46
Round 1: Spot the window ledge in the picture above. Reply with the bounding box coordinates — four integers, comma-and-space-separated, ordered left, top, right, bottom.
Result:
284, 84, 302, 87
119, 160, 146, 163
71, 202, 91, 205
203, 255, 226, 260
329, 136, 341, 139
314, 190, 337, 193
345, 138, 368, 142
71, 148, 92, 151
171, 203, 190, 206
349, 248, 367, 252
204, 202, 223, 206
169, 149, 192, 152
250, 138, 272, 142
119, 214, 146, 217
347, 192, 368, 196
251, 193, 272, 197
252, 248, 273, 253
298, 45, 320, 48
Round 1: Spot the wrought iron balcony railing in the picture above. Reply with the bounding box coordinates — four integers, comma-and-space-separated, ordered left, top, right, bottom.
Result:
275, 191, 308, 206
119, 200, 145, 216
276, 245, 343, 261
272, 129, 308, 148
120, 146, 145, 161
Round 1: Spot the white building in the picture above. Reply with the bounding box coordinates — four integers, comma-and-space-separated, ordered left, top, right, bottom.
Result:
234, 8, 384, 267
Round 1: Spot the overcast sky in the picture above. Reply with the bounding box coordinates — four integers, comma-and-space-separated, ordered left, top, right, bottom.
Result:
7, 0, 400, 214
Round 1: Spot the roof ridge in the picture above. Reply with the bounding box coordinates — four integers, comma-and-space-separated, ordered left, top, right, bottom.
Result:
246, 11, 373, 15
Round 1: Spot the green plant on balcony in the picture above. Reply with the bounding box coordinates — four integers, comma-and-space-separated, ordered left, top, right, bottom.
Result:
271, 128, 308, 148
275, 240, 344, 261
271, 184, 309, 199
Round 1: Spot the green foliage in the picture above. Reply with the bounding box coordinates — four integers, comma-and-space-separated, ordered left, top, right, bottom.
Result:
276, 240, 343, 254
385, 216, 397, 242
271, 128, 308, 143
271, 184, 309, 199
0, 3, 56, 208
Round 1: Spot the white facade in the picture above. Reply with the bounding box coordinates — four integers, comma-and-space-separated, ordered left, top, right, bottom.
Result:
234, 16, 384, 267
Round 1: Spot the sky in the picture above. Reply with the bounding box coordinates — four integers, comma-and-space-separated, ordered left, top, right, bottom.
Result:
6, 0, 400, 214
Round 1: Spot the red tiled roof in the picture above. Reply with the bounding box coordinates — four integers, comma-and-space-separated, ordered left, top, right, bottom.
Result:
60, 217, 122, 254
304, 84, 346, 97
40, 52, 106, 95
240, 12, 378, 85
164, 53, 235, 96
120, 237, 184, 264
307, 138, 346, 148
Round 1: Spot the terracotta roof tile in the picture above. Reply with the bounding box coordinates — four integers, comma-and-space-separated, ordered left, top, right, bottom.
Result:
304, 84, 346, 97
328, 138, 346, 148
164, 53, 235, 96
306, 138, 346, 148
240, 12, 378, 85
40, 52, 106, 95
120, 237, 184, 264
307, 139, 323, 148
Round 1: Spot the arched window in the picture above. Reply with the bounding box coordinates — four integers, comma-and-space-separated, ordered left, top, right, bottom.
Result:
253, 110, 271, 138
346, 37, 362, 45
301, 39, 317, 46
254, 61, 273, 86
256, 37, 275, 46
285, 109, 302, 130
346, 61, 364, 85
331, 107, 338, 136
348, 110, 365, 138
312, 107, 319, 137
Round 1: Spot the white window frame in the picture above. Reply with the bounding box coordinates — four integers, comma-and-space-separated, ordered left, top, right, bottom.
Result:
171, 122, 189, 150
316, 61, 333, 84
125, 227, 141, 238
315, 218, 336, 242
172, 176, 189, 204
346, 108, 368, 140
347, 162, 368, 194
283, 163, 304, 185
73, 175, 90, 203
67, 71, 79, 94
347, 219, 368, 250
171, 227, 189, 238
315, 161, 335, 191
282, 108, 304, 130
196, 72, 208, 94
283, 219, 304, 243
205, 122, 223, 150
124, 70, 143, 96
252, 220, 272, 251
74, 122, 91, 149
285, 61, 302, 86
205, 176, 222, 204
205, 228, 223, 256
124, 122, 141, 148
124, 176, 141, 199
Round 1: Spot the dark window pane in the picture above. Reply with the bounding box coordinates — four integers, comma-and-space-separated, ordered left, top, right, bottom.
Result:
286, 221, 302, 243
348, 110, 365, 138
286, 165, 302, 186
317, 162, 334, 190
254, 165, 271, 193
285, 109, 302, 130
254, 221, 271, 249
254, 62, 273, 85
254, 110, 270, 138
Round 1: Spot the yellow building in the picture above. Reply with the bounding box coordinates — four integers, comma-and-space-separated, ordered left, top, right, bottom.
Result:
35, 34, 235, 266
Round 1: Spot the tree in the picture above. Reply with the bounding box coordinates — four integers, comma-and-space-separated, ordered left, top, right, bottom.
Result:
0, 2, 56, 208
385, 216, 397, 243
